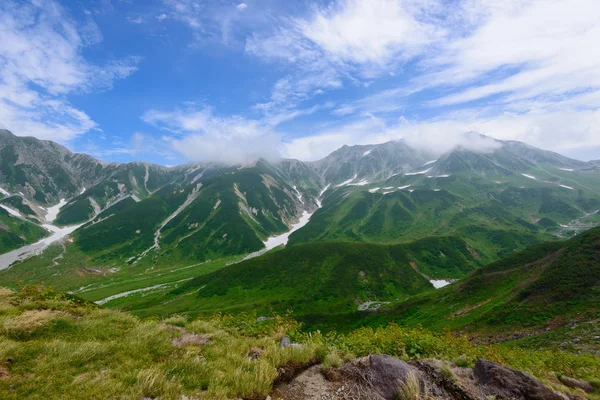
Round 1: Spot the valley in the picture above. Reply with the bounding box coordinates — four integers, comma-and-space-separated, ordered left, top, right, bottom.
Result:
1, 130, 599, 342
1, 129, 600, 400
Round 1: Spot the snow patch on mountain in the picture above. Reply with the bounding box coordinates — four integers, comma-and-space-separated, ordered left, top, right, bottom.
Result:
430, 279, 452, 289
347, 179, 370, 186
559, 184, 575, 190
263, 211, 312, 251
0, 205, 22, 218
292, 186, 304, 204
362, 149, 373, 157
315, 184, 331, 207
336, 174, 358, 187
522, 174, 537, 180
0, 187, 10, 196
406, 167, 433, 176
45, 199, 67, 223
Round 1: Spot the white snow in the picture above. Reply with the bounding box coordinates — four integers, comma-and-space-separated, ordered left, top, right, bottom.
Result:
0, 205, 22, 218
421, 160, 437, 167
559, 184, 575, 190
45, 199, 67, 222
0, 222, 83, 270
318, 184, 331, 198
398, 185, 412, 190
436, 174, 451, 178
522, 174, 537, 180
383, 187, 394, 190
263, 211, 312, 251
434, 189, 441, 192
292, 186, 304, 204
405, 167, 433, 176
131, 194, 141, 202
336, 174, 358, 187
430, 279, 452, 289
559, 168, 574, 172
347, 179, 370, 186
0, 187, 9, 196
362, 149, 373, 157
80, 187, 86, 194
382, 190, 395, 195
368, 188, 380, 193
315, 183, 331, 208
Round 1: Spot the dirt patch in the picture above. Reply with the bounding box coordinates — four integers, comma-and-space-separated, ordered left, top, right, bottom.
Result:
272, 365, 351, 400
0, 366, 9, 380
162, 324, 211, 347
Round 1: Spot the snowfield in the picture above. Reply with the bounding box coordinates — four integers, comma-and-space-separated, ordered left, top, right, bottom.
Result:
45, 199, 67, 222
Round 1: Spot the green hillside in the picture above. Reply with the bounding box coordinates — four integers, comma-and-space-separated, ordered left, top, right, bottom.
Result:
153, 237, 487, 319
0, 208, 48, 254
290, 168, 600, 264
353, 227, 600, 345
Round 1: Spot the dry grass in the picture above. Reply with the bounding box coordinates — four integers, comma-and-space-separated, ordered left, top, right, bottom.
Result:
396, 371, 421, 400
2, 309, 70, 337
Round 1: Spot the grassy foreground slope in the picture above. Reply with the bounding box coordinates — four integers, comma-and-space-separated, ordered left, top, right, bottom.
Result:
1, 286, 599, 400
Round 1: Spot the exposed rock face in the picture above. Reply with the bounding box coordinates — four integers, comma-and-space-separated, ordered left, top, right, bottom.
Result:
474, 359, 565, 400
558, 376, 595, 393
275, 356, 574, 400
366, 355, 422, 400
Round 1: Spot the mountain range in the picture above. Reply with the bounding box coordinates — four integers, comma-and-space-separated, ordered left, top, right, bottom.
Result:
1, 128, 599, 349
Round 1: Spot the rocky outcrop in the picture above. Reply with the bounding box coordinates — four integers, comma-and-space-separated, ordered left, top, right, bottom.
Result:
274, 355, 581, 400
474, 359, 564, 400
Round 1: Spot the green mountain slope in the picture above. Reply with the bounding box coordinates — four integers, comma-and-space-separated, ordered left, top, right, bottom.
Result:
0, 208, 48, 253
291, 148, 600, 268
152, 236, 486, 319
359, 226, 600, 343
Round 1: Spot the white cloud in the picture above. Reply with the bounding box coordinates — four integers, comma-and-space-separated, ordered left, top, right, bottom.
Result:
156, 13, 168, 21
142, 106, 282, 164
127, 16, 143, 24
245, 0, 443, 110
236, 3, 248, 12
297, 0, 441, 67
423, 0, 600, 108
282, 108, 600, 161
0, 0, 139, 141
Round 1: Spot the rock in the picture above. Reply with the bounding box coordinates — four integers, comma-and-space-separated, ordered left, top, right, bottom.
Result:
368, 354, 422, 400
412, 359, 480, 400
474, 359, 564, 400
279, 336, 291, 347
558, 376, 595, 393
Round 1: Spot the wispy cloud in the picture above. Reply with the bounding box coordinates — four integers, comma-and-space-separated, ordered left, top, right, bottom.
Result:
0, 0, 139, 141
142, 105, 282, 164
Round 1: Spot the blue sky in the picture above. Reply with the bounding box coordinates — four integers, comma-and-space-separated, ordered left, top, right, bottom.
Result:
1, 0, 600, 165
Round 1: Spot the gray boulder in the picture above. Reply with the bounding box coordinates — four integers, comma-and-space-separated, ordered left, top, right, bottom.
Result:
474, 359, 564, 400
